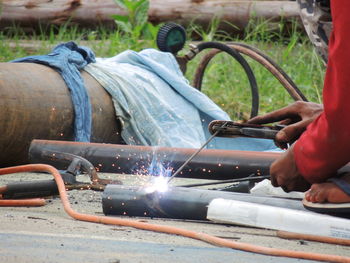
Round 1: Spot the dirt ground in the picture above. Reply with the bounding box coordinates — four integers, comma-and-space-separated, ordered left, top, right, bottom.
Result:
1, 171, 349, 263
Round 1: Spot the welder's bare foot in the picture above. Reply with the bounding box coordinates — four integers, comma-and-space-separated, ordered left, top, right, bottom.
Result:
305, 174, 350, 203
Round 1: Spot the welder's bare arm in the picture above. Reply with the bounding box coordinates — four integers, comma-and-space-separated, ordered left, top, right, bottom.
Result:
247, 101, 323, 148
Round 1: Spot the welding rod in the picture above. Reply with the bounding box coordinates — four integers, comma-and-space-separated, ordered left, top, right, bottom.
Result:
167, 121, 228, 183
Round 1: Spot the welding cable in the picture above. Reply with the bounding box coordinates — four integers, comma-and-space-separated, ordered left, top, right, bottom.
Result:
0, 198, 46, 207
231, 43, 307, 101
193, 43, 307, 105
177, 175, 270, 188
37, 150, 121, 187
277, 231, 350, 246
195, 42, 259, 118
1, 164, 350, 263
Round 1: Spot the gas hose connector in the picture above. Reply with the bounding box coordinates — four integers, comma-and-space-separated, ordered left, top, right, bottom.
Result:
184, 44, 199, 61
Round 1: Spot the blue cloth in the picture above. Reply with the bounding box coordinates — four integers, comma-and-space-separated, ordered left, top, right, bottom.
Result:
12, 41, 95, 142
85, 49, 278, 151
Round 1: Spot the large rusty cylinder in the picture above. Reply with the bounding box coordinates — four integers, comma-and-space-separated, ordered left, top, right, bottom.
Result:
0, 63, 122, 167
102, 185, 306, 220
29, 140, 281, 180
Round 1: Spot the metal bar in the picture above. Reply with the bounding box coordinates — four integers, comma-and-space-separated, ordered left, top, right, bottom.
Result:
102, 185, 307, 220
29, 140, 282, 180
167, 121, 227, 183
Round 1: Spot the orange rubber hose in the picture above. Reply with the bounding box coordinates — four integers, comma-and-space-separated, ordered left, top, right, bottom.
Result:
1, 164, 350, 263
0, 198, 46, 207
277, 231, 350, 246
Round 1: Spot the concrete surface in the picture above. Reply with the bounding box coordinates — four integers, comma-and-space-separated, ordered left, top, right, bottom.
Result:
1, 171, 349, 263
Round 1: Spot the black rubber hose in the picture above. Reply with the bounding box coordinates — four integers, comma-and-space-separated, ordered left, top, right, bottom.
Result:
194, 46, 307, 102
196, 42, 259, 118
232, 42, 308, 101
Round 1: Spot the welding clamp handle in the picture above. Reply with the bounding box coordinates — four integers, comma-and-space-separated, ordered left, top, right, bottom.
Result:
208, 120, 282, 140
240, 127, 279, 140
0, 168, 79, 199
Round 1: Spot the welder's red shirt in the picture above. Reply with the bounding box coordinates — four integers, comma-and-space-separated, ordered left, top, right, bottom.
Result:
294, 0, 350, 183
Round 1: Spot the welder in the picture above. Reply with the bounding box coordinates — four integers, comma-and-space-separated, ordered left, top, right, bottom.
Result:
248, 0, 350, 209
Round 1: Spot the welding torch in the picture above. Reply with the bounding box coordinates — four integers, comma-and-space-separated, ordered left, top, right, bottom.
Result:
167, 120, 282, 184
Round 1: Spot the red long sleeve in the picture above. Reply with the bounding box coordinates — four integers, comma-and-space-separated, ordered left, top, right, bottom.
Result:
294, 0, 350, 183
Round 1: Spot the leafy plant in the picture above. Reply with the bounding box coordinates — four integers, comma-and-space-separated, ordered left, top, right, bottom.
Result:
188, 16, 237, 42
112, 0, 160, 40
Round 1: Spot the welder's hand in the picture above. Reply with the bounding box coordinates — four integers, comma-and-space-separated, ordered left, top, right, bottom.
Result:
247, 101, 323, 149
270, 144, 310, 192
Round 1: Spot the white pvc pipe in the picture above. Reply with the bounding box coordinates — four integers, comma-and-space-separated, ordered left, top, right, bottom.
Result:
207, 198, 350, 239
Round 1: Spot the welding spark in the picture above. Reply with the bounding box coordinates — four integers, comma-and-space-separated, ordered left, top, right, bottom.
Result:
143, 157, 172, 193
144, 175, 169, 193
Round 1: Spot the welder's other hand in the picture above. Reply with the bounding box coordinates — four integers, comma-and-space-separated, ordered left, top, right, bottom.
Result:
247, 101, 323, 148
270, 144, 310, 192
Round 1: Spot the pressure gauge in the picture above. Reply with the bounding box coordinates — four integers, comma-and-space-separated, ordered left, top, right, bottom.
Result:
156, 23, 186, 54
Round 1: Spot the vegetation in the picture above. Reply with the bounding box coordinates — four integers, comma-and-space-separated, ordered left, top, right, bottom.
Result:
112, 0, 161, 41
0, 17, 324, 121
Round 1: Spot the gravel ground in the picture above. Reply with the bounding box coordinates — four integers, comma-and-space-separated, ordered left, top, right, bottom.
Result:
1, 171, 349, 262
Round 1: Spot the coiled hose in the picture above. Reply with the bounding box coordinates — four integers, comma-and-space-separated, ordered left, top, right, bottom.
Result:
195, 42, 260, 118
192, 42, 308, 118
1, 164, 349, 263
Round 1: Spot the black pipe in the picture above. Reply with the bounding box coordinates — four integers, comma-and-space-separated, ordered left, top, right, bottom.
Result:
29, 140, 281, 180
1, 180, 58, 199
102, 185, 306, 220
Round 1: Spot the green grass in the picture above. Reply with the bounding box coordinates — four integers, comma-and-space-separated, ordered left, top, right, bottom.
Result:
0, 22, 325, 121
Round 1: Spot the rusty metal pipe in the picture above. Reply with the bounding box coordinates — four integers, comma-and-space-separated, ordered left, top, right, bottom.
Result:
29, 139, 281, 180
0, 63, 122, 167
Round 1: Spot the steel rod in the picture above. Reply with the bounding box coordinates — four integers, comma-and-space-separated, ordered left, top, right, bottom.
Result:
167, 121, 227, 183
